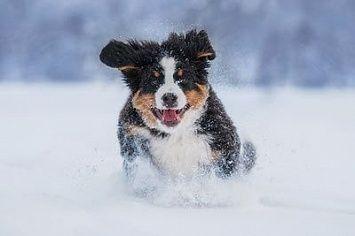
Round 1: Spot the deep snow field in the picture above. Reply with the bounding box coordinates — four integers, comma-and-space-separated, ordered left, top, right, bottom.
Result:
1, 83, 355, 236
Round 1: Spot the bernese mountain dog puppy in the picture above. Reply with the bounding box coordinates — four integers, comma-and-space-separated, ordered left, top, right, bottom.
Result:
100, 29, 256, 179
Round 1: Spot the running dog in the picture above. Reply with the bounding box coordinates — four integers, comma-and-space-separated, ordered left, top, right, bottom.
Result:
100, 29, 256, 178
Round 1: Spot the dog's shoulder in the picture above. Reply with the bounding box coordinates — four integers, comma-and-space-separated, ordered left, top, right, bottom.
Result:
197, 88, 239, 152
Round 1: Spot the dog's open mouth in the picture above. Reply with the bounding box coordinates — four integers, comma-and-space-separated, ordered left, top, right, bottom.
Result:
152, 104, 190, 127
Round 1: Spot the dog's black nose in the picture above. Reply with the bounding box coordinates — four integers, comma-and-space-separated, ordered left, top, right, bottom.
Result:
162, 93, 178, 108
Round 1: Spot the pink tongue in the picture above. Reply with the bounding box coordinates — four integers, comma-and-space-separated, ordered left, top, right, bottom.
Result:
162, 109, 179, 122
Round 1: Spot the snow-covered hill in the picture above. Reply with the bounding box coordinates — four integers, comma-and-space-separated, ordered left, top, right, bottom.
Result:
1, 83, 354, 235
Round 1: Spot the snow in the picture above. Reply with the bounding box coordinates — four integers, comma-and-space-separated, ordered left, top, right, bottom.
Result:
1, 83, 355, 235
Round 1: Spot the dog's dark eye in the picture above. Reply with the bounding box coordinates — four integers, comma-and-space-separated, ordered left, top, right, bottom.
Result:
152, 70, 160, 78
177, 68, 183, 77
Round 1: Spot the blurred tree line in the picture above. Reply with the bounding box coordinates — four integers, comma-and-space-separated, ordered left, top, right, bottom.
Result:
1, 0, 354, 87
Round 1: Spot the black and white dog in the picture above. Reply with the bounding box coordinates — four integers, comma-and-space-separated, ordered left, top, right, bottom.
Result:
100, 29, 256, 178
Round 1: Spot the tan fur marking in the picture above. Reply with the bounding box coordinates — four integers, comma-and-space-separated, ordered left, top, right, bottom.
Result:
132, 90, 157, 127
118, 65, 139, 71
211, 150, 221, 161
197, 52, 214, 59
185, 84, 209, 109
177, 68, 183, 77
153, 70, 160, 78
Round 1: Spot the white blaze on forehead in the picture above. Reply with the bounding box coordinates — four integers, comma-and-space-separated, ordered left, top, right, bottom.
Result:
160, 57, 175, 85
155, 56, 187, 110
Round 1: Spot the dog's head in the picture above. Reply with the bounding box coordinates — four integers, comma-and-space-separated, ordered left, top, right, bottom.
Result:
100, 30, 215, 132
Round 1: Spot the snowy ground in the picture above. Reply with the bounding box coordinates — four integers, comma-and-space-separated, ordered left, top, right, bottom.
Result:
1, 83, 355, 236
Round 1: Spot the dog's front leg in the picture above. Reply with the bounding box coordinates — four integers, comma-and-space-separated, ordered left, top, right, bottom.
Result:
118, 124, 150, 180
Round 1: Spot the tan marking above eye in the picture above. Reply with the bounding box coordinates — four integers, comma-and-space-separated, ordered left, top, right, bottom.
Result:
152, 70, 160, 78
177, 68, 183, 77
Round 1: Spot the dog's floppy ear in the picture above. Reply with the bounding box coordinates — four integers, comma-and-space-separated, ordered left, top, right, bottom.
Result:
185, 30, 216, 61
99, 40, 140, 73
100, 39, 160, 91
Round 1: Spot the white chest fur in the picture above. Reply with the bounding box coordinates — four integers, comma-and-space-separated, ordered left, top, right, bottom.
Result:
150, 129, 212, 177
132, 108, 213, 177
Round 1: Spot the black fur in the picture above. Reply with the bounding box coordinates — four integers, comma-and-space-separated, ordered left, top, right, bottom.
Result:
100, 29, 256, 178
196, 89, 241, 176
